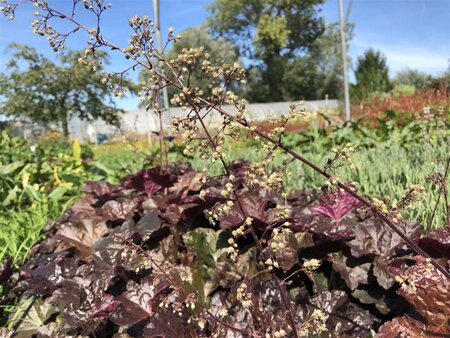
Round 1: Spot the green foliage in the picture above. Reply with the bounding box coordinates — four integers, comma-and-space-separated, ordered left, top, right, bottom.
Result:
207, 0, 326, 102
208, 0, 325, 58
0, 202, 64, 268
0, 132, 117, 266
281, 23, 353, 101
394, 68, 433, 90
352, 48, 392, 101
254, 14, 290, 53
0, 132, 88, 212
183, 228, 228, 268
8, 297, 58, 336
391, 84, 416, 96
0, 44, 129, 136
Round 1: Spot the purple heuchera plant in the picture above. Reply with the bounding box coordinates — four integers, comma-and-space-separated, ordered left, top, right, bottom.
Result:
2, 165, 447, 337
122, 168, 177, 196
311, 187, 362, 221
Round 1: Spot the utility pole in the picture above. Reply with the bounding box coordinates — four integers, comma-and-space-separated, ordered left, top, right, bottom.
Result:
339, 0, 351, 123
152, 0, 171, 126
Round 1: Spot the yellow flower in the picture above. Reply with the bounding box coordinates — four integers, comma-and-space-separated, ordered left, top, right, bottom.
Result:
71, 139, 82, 164
22, 171, 30, 188
303, 259, 321, 272
53, 166, 63, 186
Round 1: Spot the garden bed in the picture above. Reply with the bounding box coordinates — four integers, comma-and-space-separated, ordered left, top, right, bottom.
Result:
1, 163, 449, 337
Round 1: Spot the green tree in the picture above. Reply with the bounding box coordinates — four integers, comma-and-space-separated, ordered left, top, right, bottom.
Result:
281, 23, 353, 101
352, 49, 392, 100
0, 44, 131, 136
207, 0, 326, 102
140, 26, 240, 104
431, 69, 450, 91
394, 68, 433, 90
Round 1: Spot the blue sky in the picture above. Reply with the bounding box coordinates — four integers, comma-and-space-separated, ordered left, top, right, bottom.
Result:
1, 0, 449, 109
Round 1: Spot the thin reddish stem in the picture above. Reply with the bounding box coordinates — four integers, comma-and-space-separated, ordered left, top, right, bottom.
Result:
199, 98, 450, 279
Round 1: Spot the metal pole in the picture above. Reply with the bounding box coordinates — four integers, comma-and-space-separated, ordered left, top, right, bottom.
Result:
339, 0, 351, 122
152, 0, 171, 126
345, 0, 353, 23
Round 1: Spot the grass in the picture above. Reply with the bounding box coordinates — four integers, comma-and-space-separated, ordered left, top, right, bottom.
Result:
0, 195, 79, 268
91, 138, 155, 183
0, 210, 45, 267
0, 204, 56, 301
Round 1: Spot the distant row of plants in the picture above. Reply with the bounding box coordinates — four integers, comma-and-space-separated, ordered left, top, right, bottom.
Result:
351, 84, 449, 125
350, 48, 449, 103
284, 108, 448, 149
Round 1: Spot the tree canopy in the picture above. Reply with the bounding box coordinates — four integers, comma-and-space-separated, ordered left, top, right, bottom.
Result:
0, 44, 132, 136
394, 68, 433, 90
280, 23, 352, 101
207, 0, 326, 102
352, 49, 392, 100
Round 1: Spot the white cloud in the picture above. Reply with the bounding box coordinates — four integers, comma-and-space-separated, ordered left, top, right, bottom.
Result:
350, 38, 449, 76
383, 48, 448, 75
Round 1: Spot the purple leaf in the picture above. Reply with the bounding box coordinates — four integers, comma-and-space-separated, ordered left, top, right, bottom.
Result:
99, 199, 138, 222
395, 257, 450, 334
122, 168, 177, 195
82, 181, 120, 197
91, 294, 121, 318
311, 188, 362, 221
330, 252, 370, 290
348, 217, 421, 258
297, 214, 355, 242
143, 312, 186, 338
219, 189, 283, 230
417, 226, 450, 259
0, 257, 13, 283
376, 316, 425, 337
110, 279, 160, 326
308, 290, 379, 337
